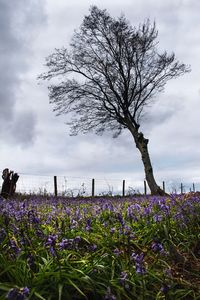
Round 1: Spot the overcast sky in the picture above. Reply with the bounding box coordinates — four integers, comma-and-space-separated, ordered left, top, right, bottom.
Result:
0, 0, 200, 193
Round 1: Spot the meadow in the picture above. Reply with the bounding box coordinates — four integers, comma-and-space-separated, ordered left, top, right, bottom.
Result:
0, 193, 199, 299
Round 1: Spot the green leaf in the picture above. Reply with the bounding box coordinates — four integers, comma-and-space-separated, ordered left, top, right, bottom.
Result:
68, 278, 88, 299
58, 284, 63, 300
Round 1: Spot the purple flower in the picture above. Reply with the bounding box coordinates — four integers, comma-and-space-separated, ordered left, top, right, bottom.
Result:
6, 287, 29, 300
131, 252, 146, 275
6, 288, 18, 300
117, 213, 124, 226
59, 236, 81, 250
119, 271, 128, 284
9, 239, 21, 256
124, 225, 131, 235
127, 206, 133, 218
89, 244, 97, 251
153, 214, 163, 223
160, 204, 170, 216
135, 263, 146, 275
59, 238, 73, 250
46, 234, 57, 246
45, 234, 57, 256
127, 206, 138, 221
85, 218, 92, 231
75, 208, 81, 220
70, 219, 78, 229
65, 207, 71, 216
110, 227, 115, 234
113, 248, 122, 256
144, 207, 151, 216
74, 236, 81, 243
151, 241, 166, 255
161, 284, 170, 294
27, 253, 36, 270
28, 210, 40, 224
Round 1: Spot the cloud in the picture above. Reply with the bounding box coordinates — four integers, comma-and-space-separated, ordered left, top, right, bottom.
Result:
10, 110, 37, 147
0, 0, 200, 193
0, 0, 46, 146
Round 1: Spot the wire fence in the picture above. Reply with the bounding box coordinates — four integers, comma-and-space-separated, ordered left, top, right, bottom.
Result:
0, 174, 143, 197
1, 173, 200, 197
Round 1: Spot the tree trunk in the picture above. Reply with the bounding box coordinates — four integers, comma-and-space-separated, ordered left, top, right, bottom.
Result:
127, 124, 166, 196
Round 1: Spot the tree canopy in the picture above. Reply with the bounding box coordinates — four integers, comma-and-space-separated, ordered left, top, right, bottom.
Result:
41, 6, 189, 138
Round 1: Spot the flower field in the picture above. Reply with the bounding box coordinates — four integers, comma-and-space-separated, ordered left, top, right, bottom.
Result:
0, 194, 200, 299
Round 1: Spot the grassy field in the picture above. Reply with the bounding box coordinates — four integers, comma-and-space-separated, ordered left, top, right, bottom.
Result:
0, 193, 200, 299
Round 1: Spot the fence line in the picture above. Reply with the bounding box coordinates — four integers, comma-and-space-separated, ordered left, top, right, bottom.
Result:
0, 173, 199, 197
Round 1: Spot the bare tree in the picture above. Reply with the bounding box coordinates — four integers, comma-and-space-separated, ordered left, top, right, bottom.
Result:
39, 6, 190, 195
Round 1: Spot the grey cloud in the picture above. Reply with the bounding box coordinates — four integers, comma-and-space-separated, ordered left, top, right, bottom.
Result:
141, 94, 185, 135
0, 109, 36, 146
0, 0, 46, 146
11, 111, 37, 147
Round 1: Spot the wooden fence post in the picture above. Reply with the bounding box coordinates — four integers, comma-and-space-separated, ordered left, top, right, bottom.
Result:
180, 183, 183, 194
92, 178, 95, 197
144, 180, 147, 195
122, 180, 125, 197
54, 176, 58, 197
162, 181, 165, 192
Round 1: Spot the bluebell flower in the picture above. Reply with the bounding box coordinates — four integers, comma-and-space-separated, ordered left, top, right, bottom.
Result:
160, 204, 170, 216
59, 238, 74, 250
46, 234, 57, 246
89, 244, 97, 251
161, 284, 170, 294
65, 207, 71, 216
135, 263, 146, 275
117, 213, 124, 226
74, 236, 81, 243
153, 214, 163, 223
118, 228, 123, 235
6, 287, 29, 300
9, 239, 21, 256
127, 206, 139, 222
110, 227, 115, 234
75, 208, 81, 220
6, 288, 18, 300
127, 206, 133, 218
28, 210, 40, 224
70, 219, 78, 229
124, 225, 131, 235
113, 248, 122, 256
131, 252, 146, 275
151, 241, 166, 255
85, 218, 92, 231
133, 203, 141, 212
144, 206, 151, 216
45, 235, 57, 256
119, 271, 128, 284
27, 253, 37, 271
